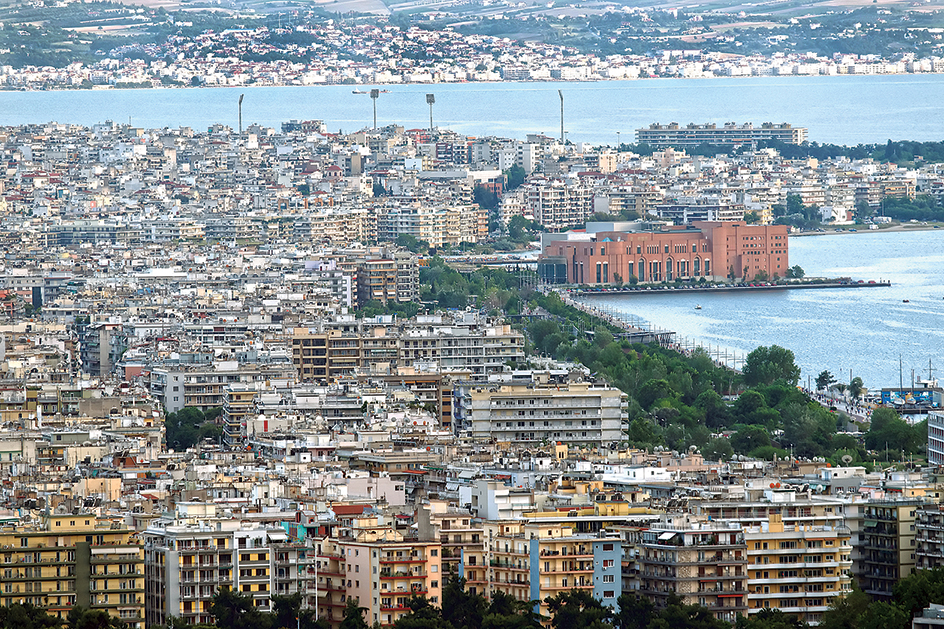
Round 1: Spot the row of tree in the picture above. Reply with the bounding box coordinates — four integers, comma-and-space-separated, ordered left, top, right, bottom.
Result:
522, 290, 925, 465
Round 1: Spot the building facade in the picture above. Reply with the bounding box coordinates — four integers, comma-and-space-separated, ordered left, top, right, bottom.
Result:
539, 221, 790, 284
467, 381, 627, 446
636, 122, 808, 148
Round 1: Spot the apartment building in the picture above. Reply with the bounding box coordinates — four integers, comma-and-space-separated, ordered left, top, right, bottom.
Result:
860, 500, 921, 601
637, 518, 747, 623
292, 314, 525, 384
0, 513, 144, 628
356, 251, 419, 306
335, 530, 443, 628
149, 349, 296, 415
636, 122, 808, 148
744, 515, 852, 626
915, 503, 944, 570
524, 177, 594, 231
460, 521, 622, 618
417, 501, 483, 576
928, 411, 944, 466
142, 508, 292, 626
467, 381, 626, 446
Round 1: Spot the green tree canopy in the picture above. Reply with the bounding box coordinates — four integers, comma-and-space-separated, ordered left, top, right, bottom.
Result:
742, 345, 801, 387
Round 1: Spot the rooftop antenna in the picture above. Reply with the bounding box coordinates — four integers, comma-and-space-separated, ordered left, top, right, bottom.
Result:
426, 93, 435, 131
370, 89, 380, 130
558, 89, 564, 145
238, 93, 244, 135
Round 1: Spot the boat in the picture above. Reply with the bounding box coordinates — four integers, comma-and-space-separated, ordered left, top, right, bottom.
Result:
903, 299, 910, 303
695, 305, 702, 310
352, 89, 367, 94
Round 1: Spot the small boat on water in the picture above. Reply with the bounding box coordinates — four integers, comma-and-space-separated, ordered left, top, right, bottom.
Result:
903, 299, 910, 303
352, 89, 367, 94
695, 304, 702, 310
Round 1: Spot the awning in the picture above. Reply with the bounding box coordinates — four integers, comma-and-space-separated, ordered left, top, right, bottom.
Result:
658, 532, 675, 541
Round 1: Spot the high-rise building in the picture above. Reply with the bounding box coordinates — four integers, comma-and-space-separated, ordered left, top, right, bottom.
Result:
744, 515, 852, 626
460, 521, 622, 618
0, 513, 145, 629
637, 518, 748, 623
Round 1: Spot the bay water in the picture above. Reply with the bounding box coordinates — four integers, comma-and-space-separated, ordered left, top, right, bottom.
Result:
580, 230, 944, 391
6, 74, 944, 145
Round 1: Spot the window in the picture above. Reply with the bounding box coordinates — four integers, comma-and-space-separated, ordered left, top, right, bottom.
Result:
603, 590, 615, 598
602, 560, 614, 568
602, 575, 615, 583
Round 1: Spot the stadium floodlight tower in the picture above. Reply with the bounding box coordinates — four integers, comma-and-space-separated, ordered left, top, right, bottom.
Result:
426, 93, 435, 131
370, 89, 380, 129
558, 89, 564, 145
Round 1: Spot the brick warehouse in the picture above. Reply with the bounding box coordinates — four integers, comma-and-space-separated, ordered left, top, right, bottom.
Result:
539, 221, 790, 284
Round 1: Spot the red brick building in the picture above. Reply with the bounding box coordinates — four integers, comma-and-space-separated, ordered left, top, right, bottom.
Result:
539, 221, 789, 284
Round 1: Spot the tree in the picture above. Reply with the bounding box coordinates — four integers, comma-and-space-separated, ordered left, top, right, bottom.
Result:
730, 425, 772, 453
544, 590, 612, 629
694, 390, 732, 429
816, 370, 837, 391
505, 165, 527, 190
615, 594, 655, 629
742, 345, 801, 387
473, 185, 499, 209
735, 608, 808, 629
893, 566, 944, 618
210, 588, 269, 629
702, 437, 734, 461
849, 377, 864, 400
0, 603, 62, 629
442, 577, 486, 629
396, 234, 430, 254
339, 599, 369, 629
786, 265, 805, 279
865, 407, 922, 454
66, 608, 127, 629
391, 596, 443, 629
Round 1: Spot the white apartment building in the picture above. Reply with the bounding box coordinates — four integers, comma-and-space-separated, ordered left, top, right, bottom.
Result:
467, 381, 627, 445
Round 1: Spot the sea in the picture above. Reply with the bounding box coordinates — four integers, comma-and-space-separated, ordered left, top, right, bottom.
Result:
4, 73, 944, 145
579, 230, 944, 392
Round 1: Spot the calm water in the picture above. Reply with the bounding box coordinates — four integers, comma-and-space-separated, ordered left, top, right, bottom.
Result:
580, 230, 944, 391
6, 74, 944, 144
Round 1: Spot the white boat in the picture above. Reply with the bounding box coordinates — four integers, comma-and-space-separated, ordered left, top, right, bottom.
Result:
695, 305, 702, 310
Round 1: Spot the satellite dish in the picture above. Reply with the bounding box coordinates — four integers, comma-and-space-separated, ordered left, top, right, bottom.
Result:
841, 454, 853, 464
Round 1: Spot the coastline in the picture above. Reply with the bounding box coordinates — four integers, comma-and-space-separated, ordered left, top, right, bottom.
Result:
10, 70, 944, 94
791, 224, 943, 237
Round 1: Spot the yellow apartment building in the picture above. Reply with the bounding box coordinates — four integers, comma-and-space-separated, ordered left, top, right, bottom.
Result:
744, 514, 852, 626
0, 513, 144, 628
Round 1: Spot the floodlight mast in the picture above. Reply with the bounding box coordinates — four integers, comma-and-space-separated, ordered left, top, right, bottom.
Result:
426, 93, 435, 131
370, 89, 380, 129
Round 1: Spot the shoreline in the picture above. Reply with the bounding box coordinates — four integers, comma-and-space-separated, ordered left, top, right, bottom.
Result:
9, 71, 944, 94
791, 224, 943, 237
567, 281, 891, 297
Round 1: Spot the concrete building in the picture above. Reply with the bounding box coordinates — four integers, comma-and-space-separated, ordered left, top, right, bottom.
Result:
0, 513, 145, 628
744, 515, 852, 625
636, 122, 808, 148
142, 510, 295, 627
637, 517, 748, 623
860, 500, 921, 601
467, 381, 627, 446
460, 520, 622, 617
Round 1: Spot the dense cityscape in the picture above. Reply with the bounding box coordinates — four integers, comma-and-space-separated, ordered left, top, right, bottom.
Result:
0, 104, 939, 629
